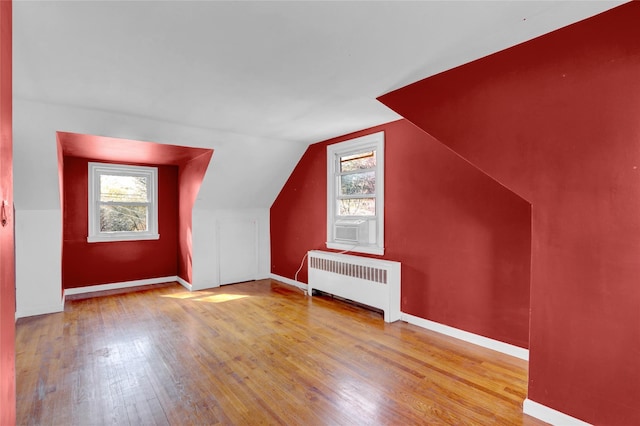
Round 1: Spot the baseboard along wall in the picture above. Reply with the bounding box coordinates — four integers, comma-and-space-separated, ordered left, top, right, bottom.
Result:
64, 276, 181, 298
523, 399, 592, 426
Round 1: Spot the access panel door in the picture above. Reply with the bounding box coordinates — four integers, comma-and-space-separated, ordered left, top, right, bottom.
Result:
217, 217, 258, 285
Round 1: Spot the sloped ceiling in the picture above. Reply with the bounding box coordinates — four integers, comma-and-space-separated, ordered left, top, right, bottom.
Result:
11, 1, 626, 209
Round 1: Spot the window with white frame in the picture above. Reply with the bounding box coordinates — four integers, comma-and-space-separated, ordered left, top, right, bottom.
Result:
327, 131, 384, 255
88, 162, 159, 243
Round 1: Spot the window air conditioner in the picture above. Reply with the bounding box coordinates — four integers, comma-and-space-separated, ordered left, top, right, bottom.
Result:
334, 219, 376, 245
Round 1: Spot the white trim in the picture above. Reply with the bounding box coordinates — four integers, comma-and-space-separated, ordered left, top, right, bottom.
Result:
523, 399, 592, 426
63, 276, 179, 297
216, 218, 221, 286
326, 131, 385, 255
88, 162, 159, 243
325, 242, 384, 255
401, 312, 529, 361
270, 273, 308, 293
16, 297, 65, 319
87, 233, 160, 243
17, 276, 190, 319
254, 219, 260, 281
176, 276, 192, 291
190, 281, 220, 292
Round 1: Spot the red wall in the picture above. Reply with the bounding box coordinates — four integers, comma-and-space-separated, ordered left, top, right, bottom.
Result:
271, 119, 531, 348
379, 3, 640, 424
177, 152, 213, 283
62, 157, 179, 288
57, 132, 213, 287
0, 1, 15, 423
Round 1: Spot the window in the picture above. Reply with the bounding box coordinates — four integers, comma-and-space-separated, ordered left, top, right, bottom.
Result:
88, 162, 159, 243
327, 131, 384, 255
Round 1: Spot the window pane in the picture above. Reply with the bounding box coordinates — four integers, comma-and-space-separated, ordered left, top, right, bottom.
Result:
100, 205, 148, 232
340, 151, 375, 172
340, 171, 375, 195
338, 198, 375, 216
100, 175, 148, 202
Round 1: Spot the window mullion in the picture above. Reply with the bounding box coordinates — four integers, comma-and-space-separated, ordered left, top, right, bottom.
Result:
337, 195, 376, 200
337, 167, 376, 177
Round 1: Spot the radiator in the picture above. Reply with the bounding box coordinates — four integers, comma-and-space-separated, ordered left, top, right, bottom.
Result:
307, 250, 401, 322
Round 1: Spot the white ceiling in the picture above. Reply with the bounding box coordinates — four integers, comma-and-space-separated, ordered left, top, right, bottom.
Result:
13, 1, 625, 145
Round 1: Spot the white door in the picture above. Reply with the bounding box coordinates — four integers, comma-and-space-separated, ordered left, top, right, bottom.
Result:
218, 217, 258, 285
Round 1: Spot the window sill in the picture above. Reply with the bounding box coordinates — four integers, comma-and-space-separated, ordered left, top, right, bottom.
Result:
87, 233, 160, 243
326, 242, 384, 256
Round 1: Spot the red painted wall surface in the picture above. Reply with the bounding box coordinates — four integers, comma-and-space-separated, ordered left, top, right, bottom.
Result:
379, 3, 640, 424
0, 1, 15, 423
62, 157, 178, 288
177, 151, 213, 283
57, 132, 213, 287
271, 119, 531, 348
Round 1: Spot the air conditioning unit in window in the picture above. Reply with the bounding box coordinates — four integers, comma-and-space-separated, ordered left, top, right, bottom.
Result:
334, 219, 376, 245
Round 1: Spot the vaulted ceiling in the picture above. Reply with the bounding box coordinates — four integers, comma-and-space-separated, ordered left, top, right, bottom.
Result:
12, 1, 626, 209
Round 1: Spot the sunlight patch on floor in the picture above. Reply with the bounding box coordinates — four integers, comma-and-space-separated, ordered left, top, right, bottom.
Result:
161, 291, 212, 299
194, 294, 249, 303
161, 291, 250, 303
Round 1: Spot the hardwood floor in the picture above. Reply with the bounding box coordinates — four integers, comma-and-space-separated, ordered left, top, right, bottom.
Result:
16, 280, 546, 425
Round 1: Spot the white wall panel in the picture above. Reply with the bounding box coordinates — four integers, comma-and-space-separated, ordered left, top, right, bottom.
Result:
15, 210, 63, 318
218, 217, 258, 285
192, 208, 270, 290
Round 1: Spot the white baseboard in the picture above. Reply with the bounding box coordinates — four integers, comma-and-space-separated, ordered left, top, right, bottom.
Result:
190, 281, 220, 291
523, 399, 592, 426
16, 298, 65, 319
401, 313, 529, 361
270, 273, 308, 293
176, 276, 192, 291
18, 276, 189, 319
64, 276, 180, 297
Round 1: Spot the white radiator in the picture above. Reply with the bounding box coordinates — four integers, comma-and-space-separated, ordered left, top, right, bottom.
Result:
307, 250, 401, 322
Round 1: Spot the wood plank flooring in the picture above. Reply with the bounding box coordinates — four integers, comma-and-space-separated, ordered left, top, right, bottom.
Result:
15, 279, 546, 425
